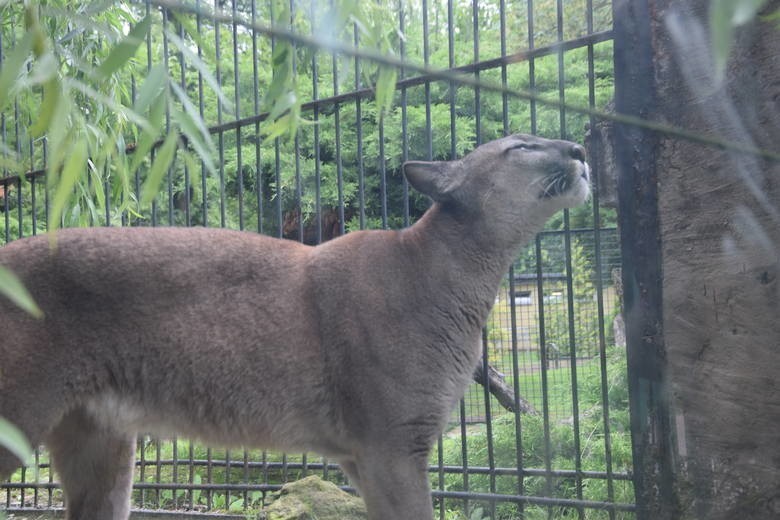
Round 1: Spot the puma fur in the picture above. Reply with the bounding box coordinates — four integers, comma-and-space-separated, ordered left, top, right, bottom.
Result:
0, 134, 590, 520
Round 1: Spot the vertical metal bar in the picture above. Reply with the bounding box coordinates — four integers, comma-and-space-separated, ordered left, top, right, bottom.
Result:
19, 464, 25, 512
586, 0, 616, 516
172, 437, 179, 509
252, 0, 263, 234
188, 442, 195, 510
613, 1, 676, 518
144, 0, 158, 227
311, 0, 322, 243
178, 17, 191, 227
458, 398, 469, 513
447, 0, 456, 158
155, 440, 162, 508
233, 0, 244, 230
499, 0, 509, 138
472, 3, 493, 518
353, 24, 365, 229
270, 0, 283, 238
274, 138, 283, 237
243, 449, 250, 507
289, 2, 303, 242
499, 0, 526, 511
446, 2, 462, 516
1, 22, 6, 246
225, 448, 232, 509
43, 141, 49, 233
104, 164, 112, 226
422, 0, 432, 162
556, 0, 567, 136
197, 0, 209, 227
556, 1, 584, 516
47, 447, 53, 507
481, 328, 497, 520
139, 438, 148, 508
206, 447, 213, 510
2, 192, 7, 246
32, 450, 39, 507
161, 7, 174, 226
87, 168, 95, 227
214, 0, 226, 228
534, 235, 554, 520
563, 211, 585, 518
399, 0, 409, 228
472, 0, 481, 146
30, 175, 37, 235
527, 0, 537, 134
262, 450, 269, 490
332, 36, 345, 236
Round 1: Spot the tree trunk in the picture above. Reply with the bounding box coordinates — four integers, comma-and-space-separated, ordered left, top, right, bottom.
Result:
644, 1, 780, 518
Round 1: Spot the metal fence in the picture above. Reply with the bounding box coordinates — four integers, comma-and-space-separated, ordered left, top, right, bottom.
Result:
1, 0, 633, 518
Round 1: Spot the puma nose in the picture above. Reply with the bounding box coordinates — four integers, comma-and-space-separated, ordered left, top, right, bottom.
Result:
569, 144, 586, 163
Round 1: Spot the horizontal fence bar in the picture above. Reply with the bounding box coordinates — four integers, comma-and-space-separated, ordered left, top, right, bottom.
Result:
0, 30, 613, 187
146, 0, 780, 162
431, 489, 636, 512
1, 460, 631, 482
3, 509, 243, 519
5, 484, 635, 513
201, 30, 614, 136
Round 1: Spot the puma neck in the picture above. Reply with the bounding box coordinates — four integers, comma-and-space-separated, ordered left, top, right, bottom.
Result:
398, 202, 538, 327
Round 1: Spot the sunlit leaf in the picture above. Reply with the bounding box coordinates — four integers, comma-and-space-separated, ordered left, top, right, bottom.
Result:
0, 416, 33, 465
164, 29, 234, 115
267, 90, 297, 123
732, 0, 769, 25
95, 15, 151, 79
0, 32, 33, 113
261, 113, 295, 141
0, 266, 43, 319
709, 0, 770, 81
141, 131, 179, 207
29, 77, 61, 137
49, 137, 88, 232
375, 65, 397, 120
132, 63, 167, 115
169, 81, 217, 175
67, 78, 156, 134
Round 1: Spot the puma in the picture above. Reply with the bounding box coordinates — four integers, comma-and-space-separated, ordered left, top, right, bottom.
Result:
0, 134, 590, 520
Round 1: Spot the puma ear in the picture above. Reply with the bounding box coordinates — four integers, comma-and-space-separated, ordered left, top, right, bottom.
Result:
403, 160, 464, 201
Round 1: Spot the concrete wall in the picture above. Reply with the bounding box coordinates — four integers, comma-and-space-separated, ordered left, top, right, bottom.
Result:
649, 1, 780, 518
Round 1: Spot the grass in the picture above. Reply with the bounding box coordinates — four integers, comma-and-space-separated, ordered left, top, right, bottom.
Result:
435, 347, 635, 520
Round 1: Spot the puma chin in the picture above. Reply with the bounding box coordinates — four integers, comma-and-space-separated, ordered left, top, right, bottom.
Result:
510, 133, 592, 207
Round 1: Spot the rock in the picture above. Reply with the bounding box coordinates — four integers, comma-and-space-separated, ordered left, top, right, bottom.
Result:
261, 476, 367, 520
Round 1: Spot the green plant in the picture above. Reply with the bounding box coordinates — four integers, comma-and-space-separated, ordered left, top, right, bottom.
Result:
434, 347, 633, 520
534, 238, 600, 360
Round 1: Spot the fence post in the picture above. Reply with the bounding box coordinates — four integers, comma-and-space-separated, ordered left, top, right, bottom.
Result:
612, 0, 679, 518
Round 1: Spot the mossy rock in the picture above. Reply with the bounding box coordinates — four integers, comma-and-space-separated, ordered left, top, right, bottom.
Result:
262, 476, 367, 520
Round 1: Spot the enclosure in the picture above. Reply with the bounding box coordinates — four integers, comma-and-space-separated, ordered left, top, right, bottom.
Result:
1, 0, 778, 519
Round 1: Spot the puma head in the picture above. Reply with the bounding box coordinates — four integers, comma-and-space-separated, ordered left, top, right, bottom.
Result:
403, 134, 591, 218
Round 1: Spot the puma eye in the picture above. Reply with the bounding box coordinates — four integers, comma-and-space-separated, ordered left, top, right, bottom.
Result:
507, 142, 540, 152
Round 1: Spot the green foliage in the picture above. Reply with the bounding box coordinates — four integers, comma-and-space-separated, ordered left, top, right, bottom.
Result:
541, 238, 600, 359
0, 265, 42, 318
0, 417, 33, 468
436, 347, 633, 520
